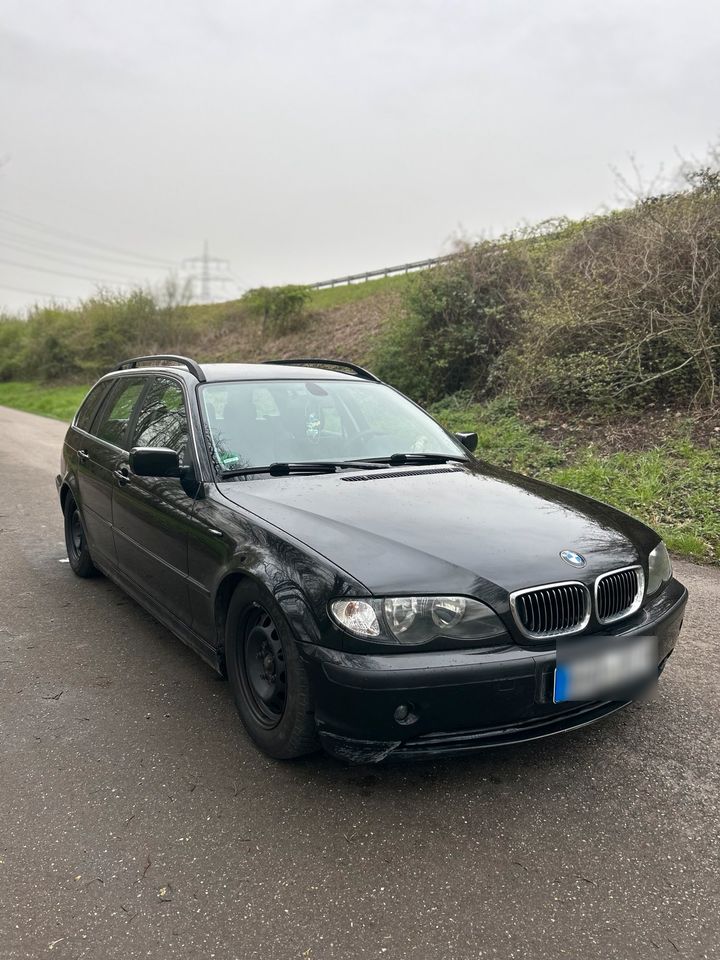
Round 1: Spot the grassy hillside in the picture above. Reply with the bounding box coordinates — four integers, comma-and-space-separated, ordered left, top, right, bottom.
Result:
1, 166, 718, 564
3, 170, 719, 409
196, 276, 408, 368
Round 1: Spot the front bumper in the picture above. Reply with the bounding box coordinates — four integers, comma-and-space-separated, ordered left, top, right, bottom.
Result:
299, 579, 687, 763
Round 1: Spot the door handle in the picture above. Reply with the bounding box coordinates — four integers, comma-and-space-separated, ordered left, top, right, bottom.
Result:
113, 468, 131, 486
77, 449, 90, 461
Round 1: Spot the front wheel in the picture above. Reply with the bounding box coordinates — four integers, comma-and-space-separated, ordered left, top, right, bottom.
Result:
63, 495, 98, 578
225, 581, 319, 759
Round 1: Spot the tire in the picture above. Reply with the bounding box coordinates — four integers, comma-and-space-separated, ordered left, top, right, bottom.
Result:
63, 494, 98, 578
225, 580, 319, 759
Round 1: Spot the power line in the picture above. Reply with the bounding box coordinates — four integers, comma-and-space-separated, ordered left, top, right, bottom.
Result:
0, 255, 137, 286
0, 281, 71, 299
0, 223, 172, 271
0, 208, 175, 268
0, 237, 150, 283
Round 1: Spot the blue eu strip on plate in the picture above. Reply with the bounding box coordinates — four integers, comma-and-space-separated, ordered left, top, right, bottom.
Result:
554, 665, 571, 703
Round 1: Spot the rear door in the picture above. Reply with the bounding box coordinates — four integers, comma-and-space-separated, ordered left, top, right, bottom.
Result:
111, 374, 196, 623
74, 376, 146, 567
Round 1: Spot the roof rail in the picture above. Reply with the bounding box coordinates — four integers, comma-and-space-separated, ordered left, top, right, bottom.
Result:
262, 358, 380, 382
116, 355, 206, 382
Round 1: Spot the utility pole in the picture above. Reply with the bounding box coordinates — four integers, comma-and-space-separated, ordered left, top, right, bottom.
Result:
200, 239, 211, 303
180, 243, 239, 304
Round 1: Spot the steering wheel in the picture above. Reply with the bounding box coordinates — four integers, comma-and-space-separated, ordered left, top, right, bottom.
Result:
352, 429, 389, 441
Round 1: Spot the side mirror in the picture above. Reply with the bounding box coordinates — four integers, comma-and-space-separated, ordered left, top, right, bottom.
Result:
129, 447, 181, 478
455, 432, 478, 453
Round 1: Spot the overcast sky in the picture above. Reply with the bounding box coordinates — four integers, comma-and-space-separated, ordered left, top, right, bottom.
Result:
1, 0, 719, 311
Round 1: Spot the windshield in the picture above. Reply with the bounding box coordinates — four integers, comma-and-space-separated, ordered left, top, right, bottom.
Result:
199, 379, 466, 472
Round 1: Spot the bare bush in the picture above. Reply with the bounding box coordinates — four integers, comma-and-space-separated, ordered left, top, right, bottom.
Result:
514, 176, 720, 407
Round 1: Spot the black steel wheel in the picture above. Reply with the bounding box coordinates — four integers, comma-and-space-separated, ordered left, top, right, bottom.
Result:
226, 580, 318, 759
63, 495, 98, 578
241, 604, 288, 728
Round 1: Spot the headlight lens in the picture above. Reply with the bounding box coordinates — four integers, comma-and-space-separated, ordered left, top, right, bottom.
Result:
383, 597, 419, 634
330, 595, 506, 645
647, 541, 672, 596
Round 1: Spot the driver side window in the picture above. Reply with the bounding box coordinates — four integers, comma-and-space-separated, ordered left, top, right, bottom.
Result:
132, 377, 189, 463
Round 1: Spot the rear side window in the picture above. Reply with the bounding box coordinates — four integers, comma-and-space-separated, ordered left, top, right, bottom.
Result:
74, 382, 111, 434
94, 377, 146, 449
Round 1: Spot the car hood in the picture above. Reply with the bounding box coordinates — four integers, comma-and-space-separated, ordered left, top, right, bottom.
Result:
217, 462, 656, 597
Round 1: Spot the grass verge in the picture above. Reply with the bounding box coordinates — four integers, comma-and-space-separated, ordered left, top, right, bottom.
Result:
0, 381, 89, 421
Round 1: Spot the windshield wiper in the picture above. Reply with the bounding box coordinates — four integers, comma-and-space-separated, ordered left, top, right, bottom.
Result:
219, 454, 469, 479
220, 459, 388, 479
369, 452, 470, 466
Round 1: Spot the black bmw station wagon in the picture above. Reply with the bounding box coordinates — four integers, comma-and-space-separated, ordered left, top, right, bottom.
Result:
57, 355, 687, 762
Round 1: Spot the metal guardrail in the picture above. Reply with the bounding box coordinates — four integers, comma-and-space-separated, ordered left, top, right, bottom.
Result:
308, 254, 456, 289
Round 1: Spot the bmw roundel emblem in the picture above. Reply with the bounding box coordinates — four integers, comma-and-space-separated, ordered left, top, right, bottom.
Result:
560, 549, 586, 567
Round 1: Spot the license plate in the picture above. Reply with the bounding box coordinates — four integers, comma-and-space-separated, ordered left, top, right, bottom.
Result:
554, 635, 656, 703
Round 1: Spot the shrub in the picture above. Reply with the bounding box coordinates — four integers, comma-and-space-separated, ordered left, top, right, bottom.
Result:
376, 162, 720, 411
243, 285, 312, 336
507, 181, 720, 409
2, 288, 200, 382
0, 318, 26, 381
373, 242, 532, 404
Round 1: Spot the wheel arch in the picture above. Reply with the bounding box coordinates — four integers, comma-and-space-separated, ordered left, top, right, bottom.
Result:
213, 567, 325, 677
59, 481, 73, 513
213, 570, 251, 676
59, 474, 82, 515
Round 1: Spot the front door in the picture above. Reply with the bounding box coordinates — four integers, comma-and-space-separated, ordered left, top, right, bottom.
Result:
111, 375, 197, 624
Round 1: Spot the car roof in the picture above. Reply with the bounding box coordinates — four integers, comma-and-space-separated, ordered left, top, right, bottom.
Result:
201, 363, 362, 382
103, 362, 371, 384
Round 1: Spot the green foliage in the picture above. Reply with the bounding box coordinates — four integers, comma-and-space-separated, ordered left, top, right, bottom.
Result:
374, 244, 531, 404
373, 170, 720, 411
0, 289, 203, 383
504, 187, 720, 409
243, 284, 312, 336
0, 318, 27, 380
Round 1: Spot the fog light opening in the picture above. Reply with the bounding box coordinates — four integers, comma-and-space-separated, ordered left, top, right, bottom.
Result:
393, 702, 418, 726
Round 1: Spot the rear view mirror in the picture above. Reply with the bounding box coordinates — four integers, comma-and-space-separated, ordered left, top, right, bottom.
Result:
129, 447, 181, 478
455, 432, 478, 453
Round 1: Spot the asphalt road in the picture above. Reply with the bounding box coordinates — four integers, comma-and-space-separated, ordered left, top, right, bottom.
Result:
1, 404, 718, 960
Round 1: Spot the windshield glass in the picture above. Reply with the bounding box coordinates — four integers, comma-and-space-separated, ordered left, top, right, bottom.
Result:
199, 379, 465, 472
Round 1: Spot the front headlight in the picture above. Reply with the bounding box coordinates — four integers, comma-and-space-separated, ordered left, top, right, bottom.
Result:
647, 541, 672, 596
330, 595, 506, 645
